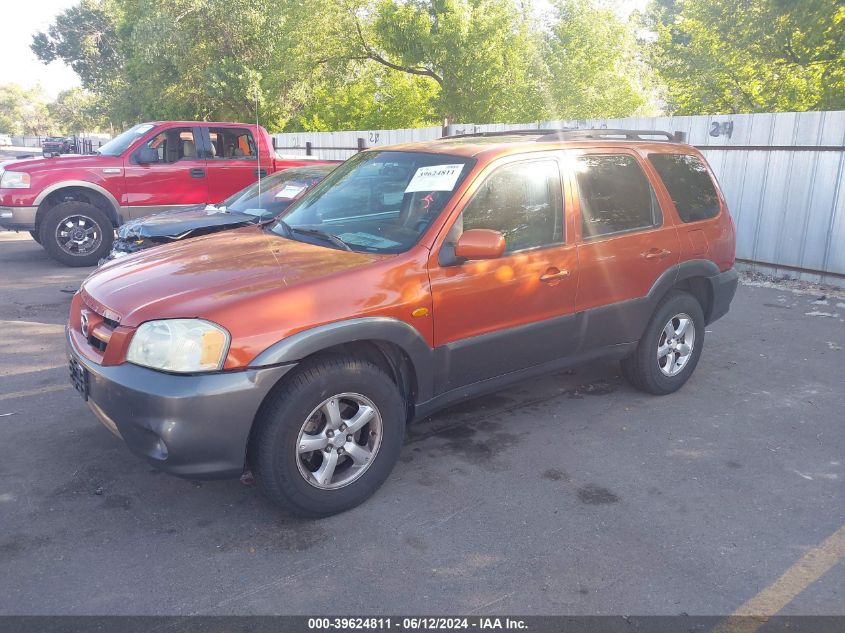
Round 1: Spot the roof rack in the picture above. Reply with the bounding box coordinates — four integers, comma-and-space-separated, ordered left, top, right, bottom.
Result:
537, 129, 684, 143
439, 127, 688, 143
441, 128, 573, 140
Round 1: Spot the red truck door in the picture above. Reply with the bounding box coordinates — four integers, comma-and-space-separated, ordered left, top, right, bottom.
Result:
122, 125, 209, 219
200, 125, 268, 202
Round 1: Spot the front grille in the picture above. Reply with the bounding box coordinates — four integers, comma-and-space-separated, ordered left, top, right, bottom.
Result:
89, 336, 107, 353
82, 309, 117, 354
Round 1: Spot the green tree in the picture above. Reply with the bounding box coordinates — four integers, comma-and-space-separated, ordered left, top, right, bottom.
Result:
356, 0, 549, 124
30, 0, 654, 131
542, 0, 654, 119
32, 0, 324, 129
293, 61, 439, 131
646, 0, 845, 113
0, 84, 54, 135
48, 88, 108, 134
31, 0, 123, 94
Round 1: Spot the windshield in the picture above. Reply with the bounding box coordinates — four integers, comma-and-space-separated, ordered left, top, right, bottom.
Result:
97, 123, 156, 156
272, 151, 474, 253
223, 165, 336, 218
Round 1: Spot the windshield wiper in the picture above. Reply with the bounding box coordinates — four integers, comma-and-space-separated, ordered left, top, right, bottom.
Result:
275, 219, 294, 238
291, 227, 352, 251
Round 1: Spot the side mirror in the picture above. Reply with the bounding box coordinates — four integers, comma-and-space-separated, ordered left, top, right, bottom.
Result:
135, 147, 159, 164
454, 229, 506, 261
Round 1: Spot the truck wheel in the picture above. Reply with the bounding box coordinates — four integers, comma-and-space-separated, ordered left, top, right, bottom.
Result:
29, 230, 41, 244
621, 290, 705, 395
250, 356, 406, 517
39, 201, 114, 267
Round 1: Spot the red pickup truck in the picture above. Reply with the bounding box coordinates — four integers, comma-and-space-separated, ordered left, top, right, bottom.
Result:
0, 121, 327, 266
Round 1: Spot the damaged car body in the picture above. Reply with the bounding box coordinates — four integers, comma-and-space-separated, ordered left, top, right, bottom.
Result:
106, 163, 337, 261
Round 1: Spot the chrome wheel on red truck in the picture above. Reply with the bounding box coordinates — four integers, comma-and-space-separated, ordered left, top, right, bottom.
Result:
39, 201, 114, 267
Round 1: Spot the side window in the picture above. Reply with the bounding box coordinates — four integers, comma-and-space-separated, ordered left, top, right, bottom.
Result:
574, 154, 661, 239
207, 127, 257, 160
648, 154, 720, 222
460, 159, 563, 253
139, 128, 197, 163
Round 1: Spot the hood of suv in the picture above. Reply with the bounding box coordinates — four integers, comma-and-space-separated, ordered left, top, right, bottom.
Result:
83, 226, 387, 326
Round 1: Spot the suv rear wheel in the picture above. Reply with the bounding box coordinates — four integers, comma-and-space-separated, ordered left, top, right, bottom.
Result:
621, 290, 705, 395
250, 356, 406, 517
39, 201, 114, 267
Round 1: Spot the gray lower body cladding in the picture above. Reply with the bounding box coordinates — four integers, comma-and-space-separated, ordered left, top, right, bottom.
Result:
67, 328, 294, 479
705, 267, 739, 324
68, 266, 739, 478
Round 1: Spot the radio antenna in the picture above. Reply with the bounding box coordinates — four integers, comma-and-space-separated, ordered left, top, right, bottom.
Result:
255, 84, 261, 209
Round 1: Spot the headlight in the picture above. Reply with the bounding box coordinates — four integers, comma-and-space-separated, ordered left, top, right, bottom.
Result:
127, 319, 230, 373
0, 171, 31, 189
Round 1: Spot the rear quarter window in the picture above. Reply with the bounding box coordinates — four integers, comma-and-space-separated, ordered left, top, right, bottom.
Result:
573, 154, 661, 239
648, 154, 721, 223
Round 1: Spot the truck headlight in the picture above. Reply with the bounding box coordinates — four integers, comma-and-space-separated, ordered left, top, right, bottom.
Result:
127, 319, 230, 373
0, 171, 31, 189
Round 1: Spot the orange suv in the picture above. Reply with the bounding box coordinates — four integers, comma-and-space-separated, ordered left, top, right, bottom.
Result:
67, 129, 738, 516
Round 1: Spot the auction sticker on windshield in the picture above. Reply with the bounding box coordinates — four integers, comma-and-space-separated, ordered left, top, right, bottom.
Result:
405, 164, 465, 193
275, 184, 307, 199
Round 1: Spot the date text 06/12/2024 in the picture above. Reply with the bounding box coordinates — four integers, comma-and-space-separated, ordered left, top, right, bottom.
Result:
307, 618, 528, 630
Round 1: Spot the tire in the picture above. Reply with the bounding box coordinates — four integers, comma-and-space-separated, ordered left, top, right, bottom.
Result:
28, 230, 41, 244
621, 290, 705, 395
39, 201, 114, 267
250, 356, 406, 517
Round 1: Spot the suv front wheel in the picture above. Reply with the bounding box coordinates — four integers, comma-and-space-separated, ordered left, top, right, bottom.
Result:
621, 290, 705, 395
250, 356, 406, 517
39, 201, 114, 267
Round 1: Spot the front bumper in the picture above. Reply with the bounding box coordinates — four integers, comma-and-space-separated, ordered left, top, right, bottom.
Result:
0, 205, 37, 231
706, 267, 739, 324
67, 328, 295, 479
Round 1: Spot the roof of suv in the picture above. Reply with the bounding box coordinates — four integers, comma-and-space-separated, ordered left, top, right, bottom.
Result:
385, 129, 693, 160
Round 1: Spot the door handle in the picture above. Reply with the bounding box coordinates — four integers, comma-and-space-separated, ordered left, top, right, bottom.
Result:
642, 248, 671, 261
253, 168, 268, 178
190, 168, 205, 178
540, 268, 571, 283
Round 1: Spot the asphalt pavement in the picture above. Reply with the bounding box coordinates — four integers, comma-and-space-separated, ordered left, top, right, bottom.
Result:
0, 232, 843, 616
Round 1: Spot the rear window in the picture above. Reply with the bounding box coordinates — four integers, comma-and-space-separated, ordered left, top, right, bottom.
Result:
648, 154, 720, 222
207, 127, 257, 160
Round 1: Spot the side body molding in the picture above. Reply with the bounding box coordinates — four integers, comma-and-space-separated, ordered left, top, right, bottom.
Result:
249, 317, 436, 402
578, 259, 724, 349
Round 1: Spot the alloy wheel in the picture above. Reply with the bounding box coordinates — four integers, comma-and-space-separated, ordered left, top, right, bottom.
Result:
657, 312, 696, 377
295, 393, 383, 490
